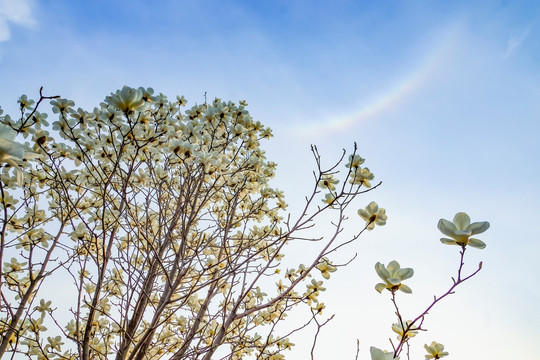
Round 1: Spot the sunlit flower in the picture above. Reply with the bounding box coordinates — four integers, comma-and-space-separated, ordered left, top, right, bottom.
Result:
0, 124, 43, 184
424, 341, 449, 359
375, 260, 413, 294
1, 192, 19, 209
176, 95, 187, 106
345, 154, 365, 170
318, 174, 339, 191
46, 335, 64, 352
276, 337, 294, 350
312, 302, 325, 314
350, 167, 374, 187
370, 346, 398, 360
0, 124, 25, 166
4, 257, 26, 272
139, 87, 156, 103
358, 201, 387, 230
105, 86, 147, 113
316, 258, 337, 279
35, 299, 52, 313
27, 317, 47, 333
305, 279, 325, 302
50, 98, 75, 114
18, 95, 35, 110
392, 320, 418, 341
438, 212, 489, 249
322, 192, 337, 206
70, 107, 95, 129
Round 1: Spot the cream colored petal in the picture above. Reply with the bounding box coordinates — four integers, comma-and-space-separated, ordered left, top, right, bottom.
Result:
358, 209, 369, 220
440, 238, 457, 245
387, 260, 400, 274
375, 283, 387, 293
367, 201, 378, 213
375, 262, 390, 280
0, 139, 24, 160
370, 347, 397, 360
397, 268, 414, 280
0, 125, 16, 141
399, 284, 412, 294
437, 219, 457, 237
468, 238, 486, 249
468, 221, 490, 235
453, 212, 471, 230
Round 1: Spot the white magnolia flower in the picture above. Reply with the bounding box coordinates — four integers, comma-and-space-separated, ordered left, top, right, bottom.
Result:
424, 341, 449, 359
375, 260, 414, 294
370, 346, 398, 360
0, 124, 25, 166
0, 124, 41, 185
358, 201, 387, 230
105, 86, 147, 113
438, 212, 489, 249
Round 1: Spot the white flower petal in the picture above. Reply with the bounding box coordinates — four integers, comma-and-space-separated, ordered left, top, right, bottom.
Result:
468, 238, 486, 249
468, 221, 490, 235
437, 219, 457, 237
375, 283, 387, 293
453, 212, 471, 230
399, 283, 412, 294
440, 238, 457, 246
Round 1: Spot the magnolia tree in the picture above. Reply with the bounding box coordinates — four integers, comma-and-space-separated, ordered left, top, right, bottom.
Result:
0, 87, 489, 360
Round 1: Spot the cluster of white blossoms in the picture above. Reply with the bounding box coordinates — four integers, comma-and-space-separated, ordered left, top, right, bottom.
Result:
1, 86, 394, 360
0, 87, 489, 360
370, 212, 489, 360
0, 87, 303, 360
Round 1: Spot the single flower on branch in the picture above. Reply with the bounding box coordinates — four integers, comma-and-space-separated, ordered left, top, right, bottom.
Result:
438, 212, 489, 249
357, 201, 387, 230
374, 261, 414, 294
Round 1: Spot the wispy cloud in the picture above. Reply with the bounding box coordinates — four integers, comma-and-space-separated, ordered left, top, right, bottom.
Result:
0, 0, 36, 42
504, 28, 530, 59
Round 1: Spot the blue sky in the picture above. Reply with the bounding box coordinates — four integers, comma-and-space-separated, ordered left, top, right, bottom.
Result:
1, 0, 539, 359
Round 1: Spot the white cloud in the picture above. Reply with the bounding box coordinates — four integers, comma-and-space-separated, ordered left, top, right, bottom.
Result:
0, 0, 36, 42
504, 28, 530, 59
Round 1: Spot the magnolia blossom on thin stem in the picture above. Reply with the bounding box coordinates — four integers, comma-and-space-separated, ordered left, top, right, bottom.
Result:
424, 341, 449, 359
357, 201, 387, 230
372, 212, 489, 360
438, 212, 489, 249
374, 261, 414, 294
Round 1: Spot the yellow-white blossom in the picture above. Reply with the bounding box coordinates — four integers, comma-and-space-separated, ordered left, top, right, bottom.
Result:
316, 258, 337, 279
375, 260, 413, 294
318, 174, 339, 191
392, 320, 418, 341
104, 86, 147, 113
358, 201, 387, 230
438, 212, 489, 249
424, 341, 449, 359
370, 346, 398, 360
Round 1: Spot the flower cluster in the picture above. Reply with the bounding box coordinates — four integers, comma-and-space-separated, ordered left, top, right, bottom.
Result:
0, 87, 295, 359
